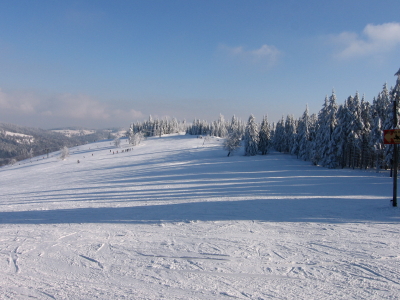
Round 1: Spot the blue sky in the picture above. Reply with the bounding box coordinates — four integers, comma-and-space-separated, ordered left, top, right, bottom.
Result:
0, 0, 400, 129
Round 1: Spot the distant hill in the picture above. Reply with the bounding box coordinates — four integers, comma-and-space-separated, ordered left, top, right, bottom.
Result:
0, 122, 123, 166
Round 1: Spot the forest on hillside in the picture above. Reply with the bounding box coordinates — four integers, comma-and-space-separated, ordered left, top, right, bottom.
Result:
127, 82, 398, 172
0, 123, 115, 166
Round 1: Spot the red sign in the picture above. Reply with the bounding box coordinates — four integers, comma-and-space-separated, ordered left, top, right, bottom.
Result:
384, 129, 400, 144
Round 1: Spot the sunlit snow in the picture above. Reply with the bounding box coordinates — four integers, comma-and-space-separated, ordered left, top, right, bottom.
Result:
1, 134, 399, 299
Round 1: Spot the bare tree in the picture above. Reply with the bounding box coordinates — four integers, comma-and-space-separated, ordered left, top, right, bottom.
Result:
114, 137, 121, 148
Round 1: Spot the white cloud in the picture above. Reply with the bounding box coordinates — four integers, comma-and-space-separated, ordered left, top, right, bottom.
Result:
111, 109, 143, 121
332, 22, 400, 59
0, 89, 143, 128
55, 94, 111, 120
0, 89, 39, 114
219, 44, 281, 68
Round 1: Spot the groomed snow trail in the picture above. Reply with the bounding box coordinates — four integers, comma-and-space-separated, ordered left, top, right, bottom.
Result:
0, 134, 399, 299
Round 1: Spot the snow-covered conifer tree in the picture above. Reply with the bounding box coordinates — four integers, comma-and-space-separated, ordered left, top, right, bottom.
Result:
347, 92, 364, 168
216, 114, 228, 137
369, 85, 393, 170
258, 115, 270, 155
319, 91, 339, 168
273, 117, 285, 152
359, 95, 373, 169
284, 115, 296, 154
312, 96, 329, 165
307, 113, 318, 164
229, 115, 239, 134
127, 124, 134, 143
370, 114, 384, 171
333, 103, 351, 168
381, 84, 398, 169
244, 115, 259, 156
297, 106, 311, 161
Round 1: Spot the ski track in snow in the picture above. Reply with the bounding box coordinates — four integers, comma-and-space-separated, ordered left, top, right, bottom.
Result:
0, 134, 400, 299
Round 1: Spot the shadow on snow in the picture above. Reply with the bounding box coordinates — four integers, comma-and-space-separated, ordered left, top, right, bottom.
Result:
0, 197, 399, 225
1, 144, 398, 225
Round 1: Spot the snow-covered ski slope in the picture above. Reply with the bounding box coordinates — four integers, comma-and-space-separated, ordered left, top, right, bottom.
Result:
1, 134, 399, 299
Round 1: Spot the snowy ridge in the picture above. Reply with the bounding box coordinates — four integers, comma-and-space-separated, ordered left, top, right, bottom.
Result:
0, 134, 399, 299
4, 131, 34, 143
51, 129, 96, 137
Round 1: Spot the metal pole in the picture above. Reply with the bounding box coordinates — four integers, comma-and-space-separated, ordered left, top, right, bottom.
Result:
393, 143, 398, 207
392, 68, 400, 207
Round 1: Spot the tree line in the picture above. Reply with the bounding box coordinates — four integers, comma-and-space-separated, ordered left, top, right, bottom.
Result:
273, 84, 394, 171
128, 82, 397, 172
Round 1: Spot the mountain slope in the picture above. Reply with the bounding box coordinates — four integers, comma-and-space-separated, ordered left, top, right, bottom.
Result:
0, 134, 399, 299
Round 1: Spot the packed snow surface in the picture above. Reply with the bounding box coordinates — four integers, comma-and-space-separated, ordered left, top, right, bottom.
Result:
1, 134, 399, 299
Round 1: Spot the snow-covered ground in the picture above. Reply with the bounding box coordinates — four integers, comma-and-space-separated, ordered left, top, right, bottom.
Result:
1, 134, 399, 299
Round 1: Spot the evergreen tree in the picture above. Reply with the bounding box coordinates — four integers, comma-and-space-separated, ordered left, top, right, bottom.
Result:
258, 115, 270, 155
216, 114, 228, 137
229, 115, 239, 134
369, 85, 393, 171
360, 95, 373, 169
283, 115, 296, 154
297, 106, 311, 161
273, 117, 285, 152
334, 103, 351, 168
308, 113, 318, 165
312, 96, 329, 165
347, 92, 364, 168
321, 91, 339, 168
370, 114, 384, 171
244, 115, 259, 156
381, 84, 398, 169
